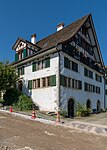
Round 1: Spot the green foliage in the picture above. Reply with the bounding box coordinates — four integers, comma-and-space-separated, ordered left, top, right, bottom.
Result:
0, 61, 18, 91
3, 87, 23, 105
17, 95, 33, 110
0, 99, 4, 106
0, 99, 4, 103
60, 110, 67, 118
77, 102, 91, 117
3, 87, 38, 111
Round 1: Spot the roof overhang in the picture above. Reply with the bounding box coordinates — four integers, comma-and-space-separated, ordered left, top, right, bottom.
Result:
12, 37, 41, 50
11, 46, 57, 67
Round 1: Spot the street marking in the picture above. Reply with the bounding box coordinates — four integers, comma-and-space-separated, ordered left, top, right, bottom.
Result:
44, 131, 55, 136
0, 116, 6, 119
16, 147, 33, 150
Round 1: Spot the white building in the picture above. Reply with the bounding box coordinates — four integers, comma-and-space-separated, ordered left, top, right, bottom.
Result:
11, 14, 106, 117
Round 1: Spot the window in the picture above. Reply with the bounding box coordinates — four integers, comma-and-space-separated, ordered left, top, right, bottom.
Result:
72, 79, 82, 90
100, 76, 102, 82
23, 49, 27, 58
95, 74, 102, 82
17, 66, 25, 76
64, 57, 70, 69
21, 51, 24, 59
42, 77, 46, 87
84, 68, 88, 76
78, 35, 82, 46
42, 59, 45, 69
45, 57, 50, 68
47, 77, 51, 86
28, 80, 32, 90
38, 61, 41, 70
78, 80, 82, 89
84, 68, 93, 79
74, 34, 79, 44
60, 75, 82, 90
96, 86, 100, 94
15, 53, 19, 61
64, 57, 78, 72
33, 80, 36, 89
93, 85, 95, 93
50, 75, 56, 86
84, 82, 96, 93
32, 57, 50, 72
37, 79, 40, 88
29, 50, 32, 55
84, 82, 88, 91
82, 26, 87, 36
89, 70, 93, 79
32, 76, 56, 89
82, 40, 87, 50
32, 62, 37, 72
67, 78, 71, 87
105, 89, 107, 95
72, 79, 75, 89
72, 61, 78, 72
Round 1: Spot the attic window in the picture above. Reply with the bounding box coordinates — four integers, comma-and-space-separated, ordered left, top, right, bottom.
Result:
43, 42, 48, 47
20, 43, 22, 47
82, 26, 88, 36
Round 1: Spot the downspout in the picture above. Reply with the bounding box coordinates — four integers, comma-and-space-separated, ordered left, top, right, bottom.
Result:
103, 67, 106, 110
56, 44, 62, 111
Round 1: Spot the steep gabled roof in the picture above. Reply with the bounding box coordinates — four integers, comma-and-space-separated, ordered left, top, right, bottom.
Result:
12, 37, 41, 50
12, 14, 105, 68
36, 14, 89, 50
89, 15, 104, 67
36, 14, 104, 67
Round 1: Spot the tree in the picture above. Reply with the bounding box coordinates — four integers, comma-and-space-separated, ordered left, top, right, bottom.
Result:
0, 61, 18, 92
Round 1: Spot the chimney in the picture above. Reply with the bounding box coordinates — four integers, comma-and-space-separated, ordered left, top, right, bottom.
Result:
57, 22, 64, 31
31, 34, 36, 44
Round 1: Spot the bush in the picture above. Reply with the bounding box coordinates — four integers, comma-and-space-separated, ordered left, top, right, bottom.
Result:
0, 99, 4, 106
3, 87, 23, 105
3, 87, 39, 111
17, 95, 33, 110
60, 110, 67, 118
77, 102, 91, 117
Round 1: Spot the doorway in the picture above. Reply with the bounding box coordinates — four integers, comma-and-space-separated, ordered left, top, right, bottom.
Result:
86, 100, 91, 109
68, 99, 74, 118
97, 100, 101, 112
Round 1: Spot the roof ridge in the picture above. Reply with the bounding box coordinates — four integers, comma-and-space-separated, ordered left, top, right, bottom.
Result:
36, 14, 90, 45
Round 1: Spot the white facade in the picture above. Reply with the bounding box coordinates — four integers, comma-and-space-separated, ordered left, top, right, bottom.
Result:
105, 82, 107, 108
17, 50, 105, 114
20, 52, 59, 111
60, 52, 105, 115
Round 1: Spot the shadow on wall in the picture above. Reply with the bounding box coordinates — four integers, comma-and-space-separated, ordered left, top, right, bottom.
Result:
21, 79, 40, 110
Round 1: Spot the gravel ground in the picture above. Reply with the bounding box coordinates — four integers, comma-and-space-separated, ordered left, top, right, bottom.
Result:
74, 112, 107, 125
0, 112, 107, 150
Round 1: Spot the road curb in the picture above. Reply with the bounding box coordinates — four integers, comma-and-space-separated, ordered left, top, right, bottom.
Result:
1, 109, 107, 137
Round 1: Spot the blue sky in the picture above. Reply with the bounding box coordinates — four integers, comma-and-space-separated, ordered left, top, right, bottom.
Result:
0, 0, 107, 65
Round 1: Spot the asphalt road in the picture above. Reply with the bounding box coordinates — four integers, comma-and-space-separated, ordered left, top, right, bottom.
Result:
0, 112, 107, 150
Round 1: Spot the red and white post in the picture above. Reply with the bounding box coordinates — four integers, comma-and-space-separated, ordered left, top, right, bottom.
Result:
31, 108, 36, 119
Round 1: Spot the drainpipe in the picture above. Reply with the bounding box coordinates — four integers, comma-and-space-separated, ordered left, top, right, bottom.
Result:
104, 76, 106, 109
56, 44, 62, 111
